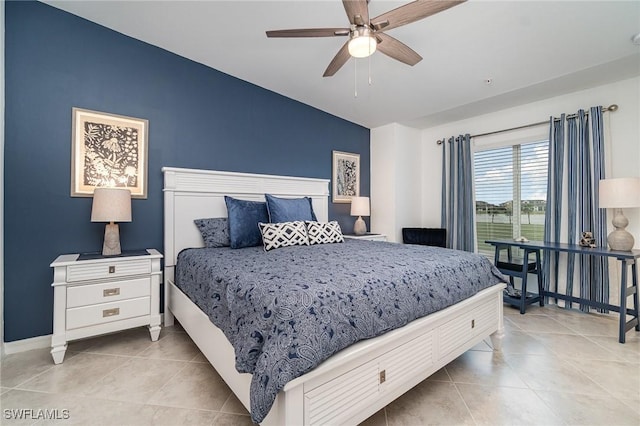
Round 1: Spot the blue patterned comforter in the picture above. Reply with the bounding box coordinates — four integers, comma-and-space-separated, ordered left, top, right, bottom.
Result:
175, 240, 505, 422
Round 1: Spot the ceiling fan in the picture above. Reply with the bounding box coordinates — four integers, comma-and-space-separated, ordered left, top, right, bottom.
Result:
266, 0, 466, 77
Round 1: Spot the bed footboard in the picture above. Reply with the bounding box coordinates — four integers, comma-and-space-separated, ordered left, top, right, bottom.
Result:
167, 278, 505, 425
274, 282, 505, 426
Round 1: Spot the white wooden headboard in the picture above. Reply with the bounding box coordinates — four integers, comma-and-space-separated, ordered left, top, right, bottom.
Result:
162, 167, 330, 269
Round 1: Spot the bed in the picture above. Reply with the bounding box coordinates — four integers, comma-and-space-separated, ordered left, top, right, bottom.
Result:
163, 167, 506, 425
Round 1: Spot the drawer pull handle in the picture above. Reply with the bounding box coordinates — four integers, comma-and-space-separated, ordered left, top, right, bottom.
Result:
103, 308, 120, 318
103, 288, 120, 297
379, 370, 386, 384
109, 266, 116, 274
471, 319, 475, 329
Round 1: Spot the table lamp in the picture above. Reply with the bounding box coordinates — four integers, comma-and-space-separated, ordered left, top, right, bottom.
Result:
91, 188, 132, 256
599, 177, 640, 251
350, 196, 370, 236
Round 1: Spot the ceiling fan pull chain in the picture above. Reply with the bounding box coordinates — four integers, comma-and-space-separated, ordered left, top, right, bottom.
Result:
354, 59, 358, 98
368, 54, 372, 86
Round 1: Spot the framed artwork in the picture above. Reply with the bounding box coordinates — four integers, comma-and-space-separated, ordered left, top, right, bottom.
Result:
332, 150, 360, 203
71, 108, 149, 198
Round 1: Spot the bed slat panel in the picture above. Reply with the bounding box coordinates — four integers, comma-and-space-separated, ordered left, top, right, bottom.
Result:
305, 359, 379, 425
380, 331, 434, 393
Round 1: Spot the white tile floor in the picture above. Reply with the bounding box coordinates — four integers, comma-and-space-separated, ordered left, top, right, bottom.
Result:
1, 304, 639, 425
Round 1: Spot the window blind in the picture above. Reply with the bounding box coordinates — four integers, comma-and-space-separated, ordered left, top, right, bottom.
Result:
474, 140, 549, 257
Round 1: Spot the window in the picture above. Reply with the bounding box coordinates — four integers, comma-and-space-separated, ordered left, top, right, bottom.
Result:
474, 140, 549, 257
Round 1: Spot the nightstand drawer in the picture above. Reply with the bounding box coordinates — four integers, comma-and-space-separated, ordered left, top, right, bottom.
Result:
66, 258, 151, 282
66, 277, 151, 308
66, 297, 151, 330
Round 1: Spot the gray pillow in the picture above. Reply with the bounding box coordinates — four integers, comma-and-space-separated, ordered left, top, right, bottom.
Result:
194, 218, 230, 248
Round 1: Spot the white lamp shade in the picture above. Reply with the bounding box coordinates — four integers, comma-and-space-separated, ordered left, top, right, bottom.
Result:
350, 196, 370, 217
91, 188, 132, 222
348, 36, 377, 58
599, 178, 640, 208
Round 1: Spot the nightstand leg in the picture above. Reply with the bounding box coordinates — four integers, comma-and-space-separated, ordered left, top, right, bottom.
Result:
148, 324, 161, 341
51, 284, 68, 364
50, 344, 67, 364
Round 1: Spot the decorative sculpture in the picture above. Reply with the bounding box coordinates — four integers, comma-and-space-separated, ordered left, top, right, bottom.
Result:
579, 231, 596, 248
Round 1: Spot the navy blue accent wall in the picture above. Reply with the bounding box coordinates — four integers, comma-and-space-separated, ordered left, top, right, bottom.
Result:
4, 1, 370, 342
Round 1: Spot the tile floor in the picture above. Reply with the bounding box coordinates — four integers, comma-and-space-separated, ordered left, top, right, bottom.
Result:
1, 304, 639, 425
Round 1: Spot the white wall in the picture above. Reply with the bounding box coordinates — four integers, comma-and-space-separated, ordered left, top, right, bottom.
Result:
370, 123, 422, 242
371, 124, 396, 240
420, 134, 444, 229
395, 125, 422, 240
419, 76, 640, 246
371, 77, 639, 304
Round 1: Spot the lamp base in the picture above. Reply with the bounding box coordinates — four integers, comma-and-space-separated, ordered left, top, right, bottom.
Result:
608, 230, 634, 251
608, 209, 634, 251
102, 222, 122, 256
354, 216, 367, 236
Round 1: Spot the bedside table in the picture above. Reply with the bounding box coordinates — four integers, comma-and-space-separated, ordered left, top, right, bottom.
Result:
343, 233, 387, 242
50, 249, 163, 364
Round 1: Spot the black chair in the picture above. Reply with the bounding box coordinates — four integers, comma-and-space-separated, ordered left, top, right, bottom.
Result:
402, 228, 447, 248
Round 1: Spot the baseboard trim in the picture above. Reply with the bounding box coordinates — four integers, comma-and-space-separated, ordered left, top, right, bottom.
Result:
3, 334, 51, 355
2, 314, 167, 356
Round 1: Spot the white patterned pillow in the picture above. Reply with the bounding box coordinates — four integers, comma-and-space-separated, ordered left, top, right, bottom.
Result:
258, 221, 309, 252
305, 221, 344, 245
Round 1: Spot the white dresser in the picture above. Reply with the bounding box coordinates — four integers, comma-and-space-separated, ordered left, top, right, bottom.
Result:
50, 249, 163, 364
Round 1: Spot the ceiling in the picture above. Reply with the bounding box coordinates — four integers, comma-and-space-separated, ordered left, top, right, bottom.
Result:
44, 0, 640, 129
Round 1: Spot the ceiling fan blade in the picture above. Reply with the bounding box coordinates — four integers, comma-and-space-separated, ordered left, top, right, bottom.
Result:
323, 41, 351, 77
371, 0, 466, 32
342, 0, 369, 26
376, 32, 422, 66
266, 28, 350, 38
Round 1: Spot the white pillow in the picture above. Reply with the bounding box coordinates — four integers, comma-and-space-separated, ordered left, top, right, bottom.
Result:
305, 221, 344, 245
258, 221, 309, 252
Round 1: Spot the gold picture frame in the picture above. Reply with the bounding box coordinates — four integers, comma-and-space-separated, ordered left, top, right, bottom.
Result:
332, 150, 360, 203
71, 108, 148, 198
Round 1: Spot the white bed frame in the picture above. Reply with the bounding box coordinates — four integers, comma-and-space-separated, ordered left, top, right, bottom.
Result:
163, 167, 506, 425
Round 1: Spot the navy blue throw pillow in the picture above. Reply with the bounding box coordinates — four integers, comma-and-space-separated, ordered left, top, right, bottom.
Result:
224, 196, 269, 249
265, 194, 317, 223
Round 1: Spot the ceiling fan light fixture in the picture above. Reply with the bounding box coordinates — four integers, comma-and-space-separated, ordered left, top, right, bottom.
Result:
267, 0, 466, 76
348, 28, 377, 58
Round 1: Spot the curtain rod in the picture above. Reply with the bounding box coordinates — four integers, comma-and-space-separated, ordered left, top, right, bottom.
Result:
436, 104, 618, 144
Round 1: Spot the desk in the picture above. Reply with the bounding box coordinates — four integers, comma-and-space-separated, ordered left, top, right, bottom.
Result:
486, 240, 640, 343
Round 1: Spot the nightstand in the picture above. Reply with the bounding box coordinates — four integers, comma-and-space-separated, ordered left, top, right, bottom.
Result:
50, 249, 163, 364
343, 233, 387, 242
